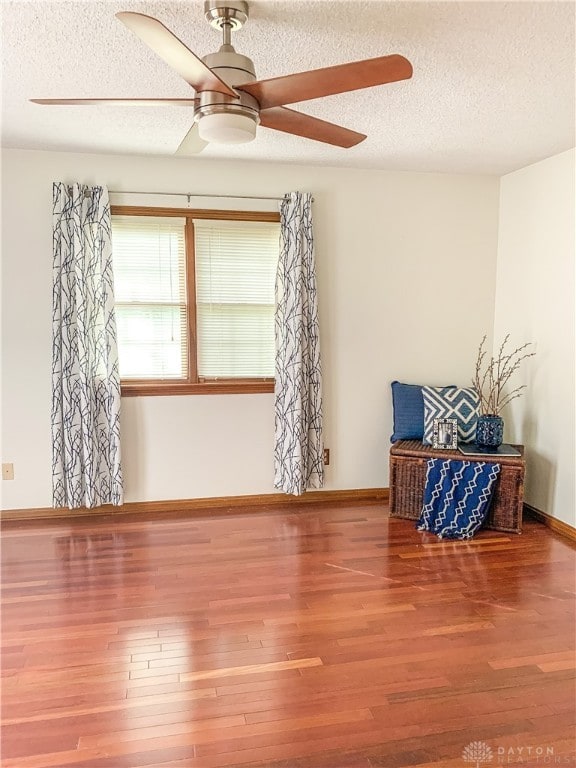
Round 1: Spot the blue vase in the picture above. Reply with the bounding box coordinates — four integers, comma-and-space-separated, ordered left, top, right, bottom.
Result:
475, 415, 504, 451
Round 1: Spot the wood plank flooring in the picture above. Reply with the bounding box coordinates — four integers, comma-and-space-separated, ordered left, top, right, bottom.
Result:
1, 504, 575, 768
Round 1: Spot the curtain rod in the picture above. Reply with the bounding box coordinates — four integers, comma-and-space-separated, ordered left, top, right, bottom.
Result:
106, 191, 307, 202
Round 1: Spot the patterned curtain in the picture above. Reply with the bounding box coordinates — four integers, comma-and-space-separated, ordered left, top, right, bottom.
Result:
52, 183, 123, 509
274, 192, 324, 495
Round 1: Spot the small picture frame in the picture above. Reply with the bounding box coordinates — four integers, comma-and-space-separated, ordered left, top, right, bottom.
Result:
433, 418, 458, 450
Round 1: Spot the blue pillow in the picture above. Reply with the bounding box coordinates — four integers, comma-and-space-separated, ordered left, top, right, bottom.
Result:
390, 381, 426, 442
391, 381, 456, 443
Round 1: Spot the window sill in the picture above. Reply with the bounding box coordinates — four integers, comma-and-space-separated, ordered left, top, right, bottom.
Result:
120, 380, 275, 397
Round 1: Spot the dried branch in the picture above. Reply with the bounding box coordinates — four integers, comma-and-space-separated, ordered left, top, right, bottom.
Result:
472, 336, 534, 415
498, 385, 528, 411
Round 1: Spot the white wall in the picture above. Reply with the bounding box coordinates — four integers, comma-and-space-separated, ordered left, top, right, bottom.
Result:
1, 148, 500, 509
494, 148, 575, 526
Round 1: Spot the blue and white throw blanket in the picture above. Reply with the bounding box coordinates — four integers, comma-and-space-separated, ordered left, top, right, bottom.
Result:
417, 458, 501, 539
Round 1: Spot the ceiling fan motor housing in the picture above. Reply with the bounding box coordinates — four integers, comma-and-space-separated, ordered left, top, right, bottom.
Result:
196, 27, 260, 144
195, 0, 258, 143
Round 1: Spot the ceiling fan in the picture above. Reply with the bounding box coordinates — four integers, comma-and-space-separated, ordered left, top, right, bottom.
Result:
31, 1, 413, 153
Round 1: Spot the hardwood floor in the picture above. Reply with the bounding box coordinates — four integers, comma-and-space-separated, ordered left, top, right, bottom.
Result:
1, 504, 575, 768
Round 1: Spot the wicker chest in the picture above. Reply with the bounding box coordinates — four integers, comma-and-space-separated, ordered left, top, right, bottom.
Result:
389, 440, 525, 533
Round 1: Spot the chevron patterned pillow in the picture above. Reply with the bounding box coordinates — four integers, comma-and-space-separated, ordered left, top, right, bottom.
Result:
423, 386, 480, 445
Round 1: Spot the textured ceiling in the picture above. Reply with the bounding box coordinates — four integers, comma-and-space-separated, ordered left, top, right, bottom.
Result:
2, 0, 575, 174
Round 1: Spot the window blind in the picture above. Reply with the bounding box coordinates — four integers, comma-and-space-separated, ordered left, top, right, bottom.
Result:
194, 219, 279, 378
111, 216, 188, 379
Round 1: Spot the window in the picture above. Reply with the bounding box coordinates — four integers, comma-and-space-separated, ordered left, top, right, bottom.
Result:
110, 207, 280, 395
111, 215, 188, 381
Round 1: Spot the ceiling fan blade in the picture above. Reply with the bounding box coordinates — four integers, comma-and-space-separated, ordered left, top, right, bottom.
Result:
176, 123, 208, 155
238, 54, 412, 109
259, 107, 365, 148
30, 98, 198, 106
116, 12, 237, 97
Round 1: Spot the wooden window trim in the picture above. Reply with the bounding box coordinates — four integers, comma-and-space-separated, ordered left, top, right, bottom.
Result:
120, 380, 275, 397
111, 205, 280, 397
184, 216, 198, 384
111, 206, 280, 222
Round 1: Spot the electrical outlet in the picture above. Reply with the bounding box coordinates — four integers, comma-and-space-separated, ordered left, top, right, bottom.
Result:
2, 463, 14, 481
323, 448, 330, 466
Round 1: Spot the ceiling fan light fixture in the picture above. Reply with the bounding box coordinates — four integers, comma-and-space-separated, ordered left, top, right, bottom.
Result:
198, 112, 257, 144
